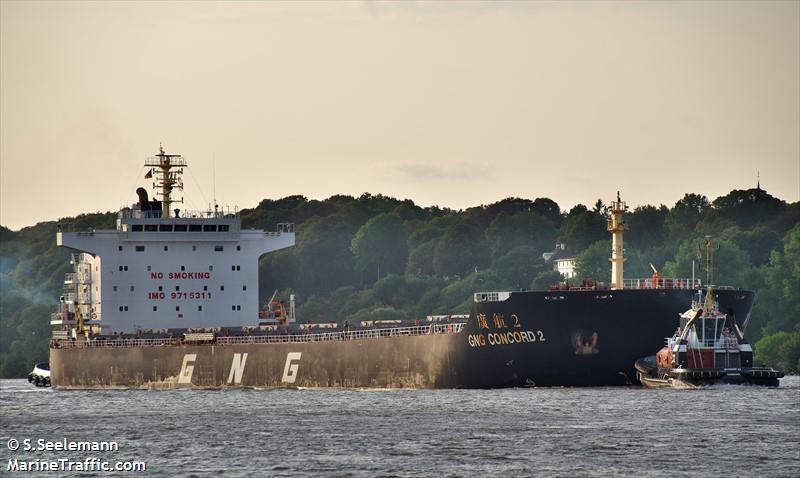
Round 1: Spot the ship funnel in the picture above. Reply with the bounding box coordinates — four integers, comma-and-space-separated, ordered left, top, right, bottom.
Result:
136, 187, 149, 207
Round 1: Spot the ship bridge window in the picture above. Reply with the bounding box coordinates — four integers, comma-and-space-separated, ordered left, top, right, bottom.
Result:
136, 246, 145, 252
132, 225, 143, 232
159, 225, 173, 232
118, 245, 123, 251
174, 224, 188, 232
204, 225, 217, 232
189, 224, 202, 232
145, 224, 157, 232
214, 246, 224, 252
236, 245, 241, 251
219, 225, 230, 232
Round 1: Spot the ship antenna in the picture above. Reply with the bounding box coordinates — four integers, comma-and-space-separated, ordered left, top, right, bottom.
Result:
213, 153, 217, 213
145, 144, 187, 219
703, 235, 715, 314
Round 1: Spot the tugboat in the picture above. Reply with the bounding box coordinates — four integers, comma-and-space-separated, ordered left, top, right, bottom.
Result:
635, 237, 783, 388
27, 362, 51, 387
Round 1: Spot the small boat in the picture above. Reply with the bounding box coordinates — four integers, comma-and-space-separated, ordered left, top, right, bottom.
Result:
27, 362, 51, 387
635, 285, 783, 388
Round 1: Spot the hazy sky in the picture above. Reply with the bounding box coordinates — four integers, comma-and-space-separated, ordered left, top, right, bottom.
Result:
1, 1, 798, 231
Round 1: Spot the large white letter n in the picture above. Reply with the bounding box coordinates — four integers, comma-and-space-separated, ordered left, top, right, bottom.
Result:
227, 353, 248, 384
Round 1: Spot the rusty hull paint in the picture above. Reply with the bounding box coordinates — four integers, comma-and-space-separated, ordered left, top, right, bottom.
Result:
51, 333, 466, 389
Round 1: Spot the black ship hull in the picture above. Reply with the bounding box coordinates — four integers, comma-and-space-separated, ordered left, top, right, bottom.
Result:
50, 288, 754, 389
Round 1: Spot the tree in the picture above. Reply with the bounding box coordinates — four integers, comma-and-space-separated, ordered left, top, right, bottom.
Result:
626, 205, 668, 251
295, 214, 359, 294
531, 270, 563, 290
406, 240, 436, 277
558, 204, 607, 253
351, 212, 409, 284
574, 240, 612, 283
665, 193, 710, 240
712, 188, 786, 229
530, 198, 562, 226
464, 197, 534, 228
754, 331, 800, 373
662, 236, 750, 287
486, 211, 556, 260
493, 245, 546, 289
726, 226, 783, 266
754, 225, 800, 337
432, 222, 491, 277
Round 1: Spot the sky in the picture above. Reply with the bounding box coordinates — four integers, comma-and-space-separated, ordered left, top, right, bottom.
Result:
1, 1, 798, 231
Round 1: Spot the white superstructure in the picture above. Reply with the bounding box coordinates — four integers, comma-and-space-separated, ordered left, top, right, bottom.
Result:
52, 147, 295, 335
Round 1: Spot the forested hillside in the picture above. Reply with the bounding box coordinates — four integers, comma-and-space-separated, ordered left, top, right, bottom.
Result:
1, 188, 798, 377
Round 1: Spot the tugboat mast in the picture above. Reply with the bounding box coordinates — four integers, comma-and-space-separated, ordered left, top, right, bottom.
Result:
703, 235, 716, 314
144, 144, 186, 218
607, 191, 628, 290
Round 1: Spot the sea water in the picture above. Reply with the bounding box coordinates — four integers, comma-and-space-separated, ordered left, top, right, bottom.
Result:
1, 377, 798, 477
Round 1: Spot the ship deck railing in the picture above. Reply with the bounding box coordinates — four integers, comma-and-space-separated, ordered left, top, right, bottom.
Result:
623, 278, 700, 289
51, 323, 466, 349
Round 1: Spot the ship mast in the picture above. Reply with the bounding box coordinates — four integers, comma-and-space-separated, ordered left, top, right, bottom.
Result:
144, 144, 187, 219
703, 235, 715, 314
607, 191, 628, 290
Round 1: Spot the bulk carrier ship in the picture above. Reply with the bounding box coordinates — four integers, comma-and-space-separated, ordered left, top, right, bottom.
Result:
48, 147, 755, 388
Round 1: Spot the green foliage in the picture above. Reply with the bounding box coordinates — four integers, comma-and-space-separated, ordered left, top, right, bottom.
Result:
712, 188, 786, 229
487, 211, 556, 260
626, 205, 668, 251
662, 237, 750, 286
750, 225, 800, 342
574, 240, 612, 283
754, 330, 800, 373
531, 270, 563, 291
665, 193, 711, 240
406, 240, 436, 277
558, 204, 607, 252
493, 245, 547, 289
1, 186, 797, 379
351, 212, 409, 284
432, 221, 491, 277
